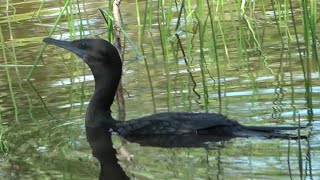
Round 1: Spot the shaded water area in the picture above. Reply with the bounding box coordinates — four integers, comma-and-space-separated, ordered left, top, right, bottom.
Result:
0, 0, 319, 179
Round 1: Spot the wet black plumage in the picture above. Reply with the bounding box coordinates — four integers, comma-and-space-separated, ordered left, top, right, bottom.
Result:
43, 38, 304, 144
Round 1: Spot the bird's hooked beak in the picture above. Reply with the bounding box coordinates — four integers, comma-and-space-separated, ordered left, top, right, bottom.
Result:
43, 38, 86, 59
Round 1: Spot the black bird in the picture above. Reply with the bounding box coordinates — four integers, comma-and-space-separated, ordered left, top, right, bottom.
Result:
43, 38, 304, 146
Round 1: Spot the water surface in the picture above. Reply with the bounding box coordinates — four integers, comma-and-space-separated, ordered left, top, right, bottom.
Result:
0, 0, 319, 179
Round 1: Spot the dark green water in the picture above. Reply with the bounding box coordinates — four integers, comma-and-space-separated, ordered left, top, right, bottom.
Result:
0, 0, 319, 179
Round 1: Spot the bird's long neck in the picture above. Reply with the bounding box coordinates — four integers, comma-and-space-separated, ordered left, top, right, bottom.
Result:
85, 65, 122, 128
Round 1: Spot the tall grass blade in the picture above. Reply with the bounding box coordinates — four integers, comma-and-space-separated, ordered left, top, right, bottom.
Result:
27, 0, 72, 80
0, 25, 19, 122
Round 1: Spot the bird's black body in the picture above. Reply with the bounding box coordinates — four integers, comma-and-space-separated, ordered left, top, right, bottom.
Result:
43, 38, 304, 144
116, 112, 240, 136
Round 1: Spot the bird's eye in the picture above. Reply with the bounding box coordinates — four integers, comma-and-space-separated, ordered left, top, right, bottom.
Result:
79, 42, 88, 49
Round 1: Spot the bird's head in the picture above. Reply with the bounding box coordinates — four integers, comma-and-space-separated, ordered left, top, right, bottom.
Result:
43, 38, 122, 70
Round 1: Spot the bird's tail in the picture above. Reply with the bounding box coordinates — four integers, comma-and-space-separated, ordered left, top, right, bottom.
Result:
233, 126, 307, 139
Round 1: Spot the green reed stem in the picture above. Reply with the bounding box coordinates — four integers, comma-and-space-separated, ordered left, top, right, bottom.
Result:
195, 0, 209, 110
27, 0, 71, 80
147, 0, 157, 61
76, 0, 85, 38
284, 0, 292, 43
287, 140, 292, 178
35, 0, 45, 16
6, 4, 34, 123
197, 18, 209, 111
82, 1, 93, 36
76, 0, 87, 112
237, 0, 259, 94
140, 0, 156, 112
157, 0, 172, 110
148, 0, 153, 32
216, 4, 229, 62
0, 25, 18, 122
135, 0, 141, 45
301, 0, 313, 117
176, 0, 201, 102
207, 0, 221, 105
271, 0, 284, 47
297, 113, 303, 180
289, 0, 306, 79
305, 131, 313, 178
65, 0, 76, 112
309, 0, 319, 69
99, 8, 142, 58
